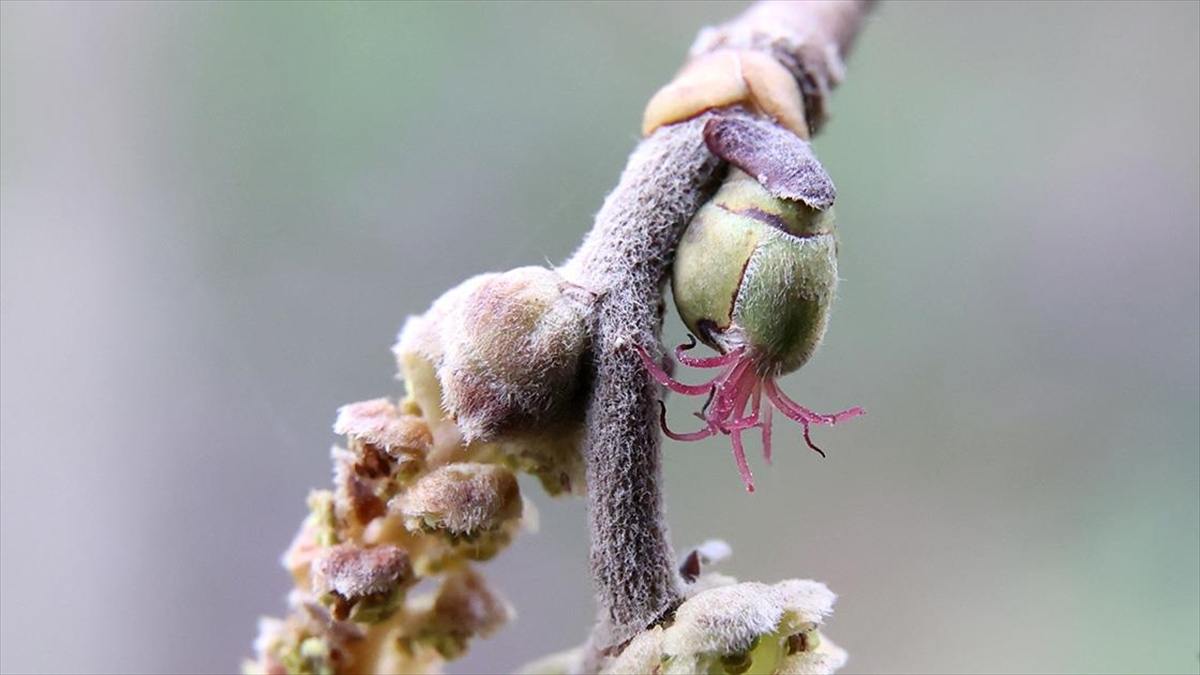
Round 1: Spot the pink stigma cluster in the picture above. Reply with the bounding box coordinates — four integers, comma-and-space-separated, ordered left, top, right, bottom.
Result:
636, 338, 864, 492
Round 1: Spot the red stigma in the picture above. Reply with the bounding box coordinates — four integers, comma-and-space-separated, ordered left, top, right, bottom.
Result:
636, 337, 863, 492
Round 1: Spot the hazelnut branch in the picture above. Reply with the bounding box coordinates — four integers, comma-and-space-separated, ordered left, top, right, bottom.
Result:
247, 3, 875, 673
559, 0, 876, 654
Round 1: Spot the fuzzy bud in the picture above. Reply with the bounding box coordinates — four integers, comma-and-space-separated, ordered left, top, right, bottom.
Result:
394, 463, 522, 557
334, 398, 431, 485
335, 398, 433, 457
418, 567, 514, 660
520, 576, 846, 675
661, 579, 843, 675
672, 169, 837, 375
246, 591, 364, 675
311, 544, 413, 624
397, 266, 591, 443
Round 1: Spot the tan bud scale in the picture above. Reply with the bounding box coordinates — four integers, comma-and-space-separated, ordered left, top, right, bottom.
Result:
643, 50, 808, 138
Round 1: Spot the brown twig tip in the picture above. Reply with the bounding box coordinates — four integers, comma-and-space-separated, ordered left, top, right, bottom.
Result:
692, 0, 877, 133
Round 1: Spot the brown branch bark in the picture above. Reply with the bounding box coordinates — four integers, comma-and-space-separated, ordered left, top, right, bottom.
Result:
560, 0, 876, 657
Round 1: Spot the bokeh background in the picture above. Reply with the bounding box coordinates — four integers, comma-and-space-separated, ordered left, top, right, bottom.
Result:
2, 2, 1197, 673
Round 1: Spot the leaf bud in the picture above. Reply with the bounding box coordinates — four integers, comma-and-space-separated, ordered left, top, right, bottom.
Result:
657, 580, 843, 675
397, 266, 591, 443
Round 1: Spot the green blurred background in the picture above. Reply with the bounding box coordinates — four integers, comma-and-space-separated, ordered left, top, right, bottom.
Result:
2, 2, 1197, 673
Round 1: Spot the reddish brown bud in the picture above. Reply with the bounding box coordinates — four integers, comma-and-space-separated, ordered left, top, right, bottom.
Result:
311, 544, 413, 623
395, 463, 522, 538
417, 567, 513, 659
335, 398, 433, 455
397, 266, 591, 443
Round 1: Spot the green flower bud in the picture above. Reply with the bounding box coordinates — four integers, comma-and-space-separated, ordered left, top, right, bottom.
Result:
643, 164, 861, 493
672, 169, 836, 374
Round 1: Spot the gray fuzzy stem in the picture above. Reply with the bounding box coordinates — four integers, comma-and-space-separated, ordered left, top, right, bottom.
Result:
558, 0, 876, 659
561, 114, 725, 651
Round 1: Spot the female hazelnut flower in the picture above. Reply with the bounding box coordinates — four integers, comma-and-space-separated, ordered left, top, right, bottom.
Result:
639, 163, 863, 493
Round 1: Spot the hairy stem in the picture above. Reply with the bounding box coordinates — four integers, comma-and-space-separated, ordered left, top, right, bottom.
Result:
560, 0, 877, 656
562, 113, 725, 651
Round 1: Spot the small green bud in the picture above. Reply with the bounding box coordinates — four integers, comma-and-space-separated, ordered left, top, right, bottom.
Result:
289, 637, 335, 675
248, 591, 369, 675
278, 489, 339, 584
672, 169, 836, 374
644, 163, 862, 493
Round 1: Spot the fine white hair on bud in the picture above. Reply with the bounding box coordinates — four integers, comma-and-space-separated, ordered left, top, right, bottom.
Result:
311, 544, 413, 623
396, 266, 592, 443
394, 463, 522, 538
664, 579, 842, 675
524, 576, 846, 675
